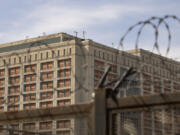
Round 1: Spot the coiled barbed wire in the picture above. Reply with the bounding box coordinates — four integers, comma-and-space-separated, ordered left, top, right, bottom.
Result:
118, 15, 180, 94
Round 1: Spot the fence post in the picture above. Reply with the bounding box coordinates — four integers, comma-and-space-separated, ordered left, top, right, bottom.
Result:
94, 88, 107, 135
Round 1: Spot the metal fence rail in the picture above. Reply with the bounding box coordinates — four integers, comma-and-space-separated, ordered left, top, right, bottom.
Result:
1, 89, 180, 135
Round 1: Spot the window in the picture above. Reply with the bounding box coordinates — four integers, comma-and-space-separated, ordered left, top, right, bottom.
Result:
39, 121, 52, 130
41, 53, 43, 60
57, 120, 70, 128
9, 67, 20, 75
9, 58, 11, 64
24, 56, 27, 62
9, 77, 20, 84
24, 74, 36, 82
57, 100, 71, 106
58, 69, 71, 78
52, 51, 55, 58
0, 79, 5, 86
153, 77, 161, 93
63, 49, 65, 56
94, 60, 104, 70
41, 72, 53, 80
0, 107, 4, 112
58, 50, 60, 56
69, 48, 71, 55
24, 103, 36, 110
58, 60, 65, 67
19, 57, 21, 63
41, 62, 53, 70
65, 59, 71, 67
57, 90, 71, 98
108, 74, 117, 81
24, 84, 36, 92
28, 55, 31, 62
0, 69, 5, 77
40, 101, 53, 108
24, 94, 36, 101
40, 92, 53, 100
108, 64, 117, 73
3, 59, 6, 65
58, 59, 71, 68
24, 65, 36, 72
57, 79, 71, 88
8, 105, 19, 112
8, 96, 19, 103
46, 52, 48, 58
94, 70, 103, 79
94, 50, 96, 57
164, 80, 171, 92
23, 123, 35, 130
41, 82, 53, 90
35, 54, 37, 61
8, 86, 20, 94
0, 98, 4, 105
0, 88, 4, 96
173, 82, 180, 91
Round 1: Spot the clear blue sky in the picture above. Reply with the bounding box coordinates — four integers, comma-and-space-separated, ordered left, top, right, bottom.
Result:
0, 0, 180, 58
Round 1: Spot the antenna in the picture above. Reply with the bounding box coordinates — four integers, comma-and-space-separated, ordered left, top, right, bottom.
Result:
111, 43, 114, 48
83, 30, 86, 39
43, 32, 46, 36
74, 31, 78, 37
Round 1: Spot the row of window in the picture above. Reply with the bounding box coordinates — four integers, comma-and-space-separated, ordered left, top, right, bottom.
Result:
11, 70, 71, 84
0, 48, 72, 65
142, 55, 179, 72
142, 73, 180, 93
0, 90, 71, 104
143, 65, 178, 80
1, 120, 71, 131
94, 60, 117, 72
23, 90, 71, 101
0, 59, 71, 75
4, 99, 71, 111
2, 71, 71, 85
94, 50, 117, 63
1, 79, 71, 93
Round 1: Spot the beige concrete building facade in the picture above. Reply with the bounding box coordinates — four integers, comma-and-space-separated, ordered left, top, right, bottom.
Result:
0, 32, 180, 135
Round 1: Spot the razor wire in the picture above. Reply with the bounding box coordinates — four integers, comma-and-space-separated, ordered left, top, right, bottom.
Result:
118, 15, 180, 92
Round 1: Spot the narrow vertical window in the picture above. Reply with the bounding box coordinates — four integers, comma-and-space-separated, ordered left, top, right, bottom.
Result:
14, 58, 16, 64
29, 55, 31, 62
24, 56, 26, 62
103, 52, 105, 59
19, 57, 21, 63
46, 52, 48, 59
58, 50, 60, 56
41, 53, 43, 60
63, 49, 65, 56
9, 58, 11, 64
69, 48, 71, 55
35, 54, 37, 61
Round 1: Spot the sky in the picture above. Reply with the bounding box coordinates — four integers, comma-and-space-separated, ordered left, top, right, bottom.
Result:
0, 0, 180, 59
